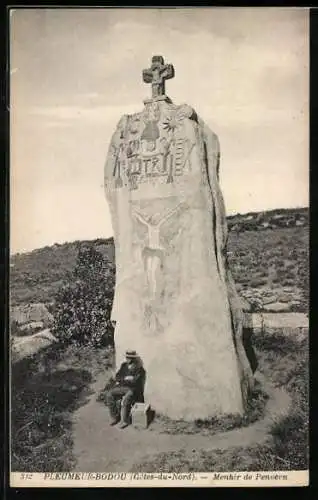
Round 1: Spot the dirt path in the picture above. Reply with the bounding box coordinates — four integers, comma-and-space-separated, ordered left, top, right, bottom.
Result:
72, 371, 291, 472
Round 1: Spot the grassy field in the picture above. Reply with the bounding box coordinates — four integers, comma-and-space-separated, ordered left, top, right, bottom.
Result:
10, 238, 115, 306
228, 226, 308, 289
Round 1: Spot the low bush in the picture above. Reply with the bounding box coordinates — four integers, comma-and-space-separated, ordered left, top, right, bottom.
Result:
52, 243, 115, 347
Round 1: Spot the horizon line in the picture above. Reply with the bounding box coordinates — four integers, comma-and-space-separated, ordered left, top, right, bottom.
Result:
10, 205, 309, 257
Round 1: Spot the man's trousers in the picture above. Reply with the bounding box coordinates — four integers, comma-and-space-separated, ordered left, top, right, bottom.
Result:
106, 386, 135, 423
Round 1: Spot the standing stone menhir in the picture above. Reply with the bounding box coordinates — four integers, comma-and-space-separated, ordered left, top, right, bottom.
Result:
104, 55, 255, 420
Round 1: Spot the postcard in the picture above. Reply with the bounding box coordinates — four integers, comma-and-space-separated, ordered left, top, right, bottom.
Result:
9, 7, 309, 488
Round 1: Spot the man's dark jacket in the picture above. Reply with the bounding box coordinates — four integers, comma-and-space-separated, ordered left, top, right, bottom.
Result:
115, 362, 146, 402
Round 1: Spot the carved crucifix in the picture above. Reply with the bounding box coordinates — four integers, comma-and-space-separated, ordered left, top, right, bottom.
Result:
142, 55, 175, 98
132, 202, 186, 301
133, 202, 186, 334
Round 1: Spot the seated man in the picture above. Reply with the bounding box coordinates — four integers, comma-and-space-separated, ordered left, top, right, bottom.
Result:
106, 350, 146, 429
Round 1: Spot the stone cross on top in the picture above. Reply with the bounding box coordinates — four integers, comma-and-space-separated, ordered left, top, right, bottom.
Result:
142, 55, 175, 99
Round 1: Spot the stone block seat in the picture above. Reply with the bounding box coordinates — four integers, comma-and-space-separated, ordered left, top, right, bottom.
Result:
131, 402, 154, 429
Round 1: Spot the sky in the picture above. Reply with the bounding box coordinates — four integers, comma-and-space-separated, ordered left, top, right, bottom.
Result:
10, 7, 309, 254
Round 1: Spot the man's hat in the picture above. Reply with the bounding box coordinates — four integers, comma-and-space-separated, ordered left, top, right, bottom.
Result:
125, 350, 138, 358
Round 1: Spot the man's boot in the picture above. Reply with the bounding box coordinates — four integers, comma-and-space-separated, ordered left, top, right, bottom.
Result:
118, 421, 128, 429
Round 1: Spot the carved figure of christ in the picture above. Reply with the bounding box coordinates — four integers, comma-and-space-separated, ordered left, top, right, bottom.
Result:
132, 202, 186, 301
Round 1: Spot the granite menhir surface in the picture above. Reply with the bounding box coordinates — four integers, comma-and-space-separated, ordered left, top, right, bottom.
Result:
104, 56, 254, 420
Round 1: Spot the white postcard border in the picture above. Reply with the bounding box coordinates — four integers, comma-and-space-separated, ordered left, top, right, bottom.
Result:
10, 470, 309, 488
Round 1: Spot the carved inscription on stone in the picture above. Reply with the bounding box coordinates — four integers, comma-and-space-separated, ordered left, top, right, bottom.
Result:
111, 102, 197, 189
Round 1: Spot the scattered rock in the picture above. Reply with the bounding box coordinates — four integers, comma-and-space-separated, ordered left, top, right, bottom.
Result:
248, 312, 308, 333
262, 296, 277, 305
238, 286, 306, 314
11, 303, 53, 327
19, 321, 44, 331
276, 296, 291, 303
11, 329, 58, 363
263, 302, 291, 312
290, 300, 301, 306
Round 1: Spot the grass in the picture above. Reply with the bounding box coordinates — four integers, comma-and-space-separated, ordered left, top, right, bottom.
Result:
10, 237, 115, 306
11, 343, 113, 472
227, 226, 309, 312
131, 331, 308, 472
